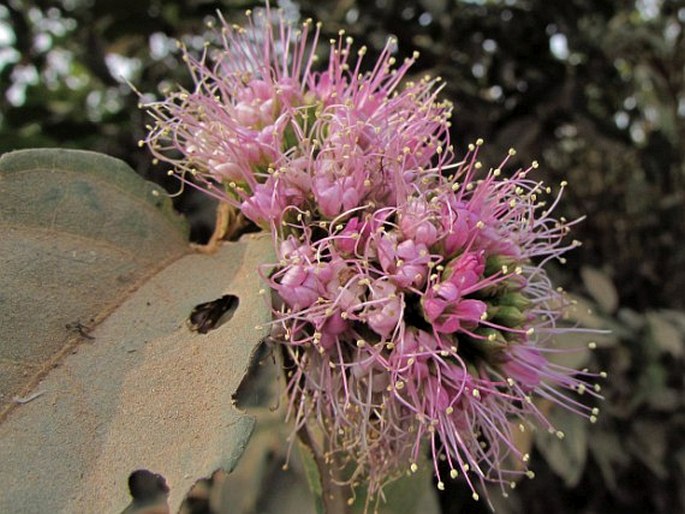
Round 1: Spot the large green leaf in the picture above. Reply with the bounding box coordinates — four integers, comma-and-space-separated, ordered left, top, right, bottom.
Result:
0, 149, 273, 512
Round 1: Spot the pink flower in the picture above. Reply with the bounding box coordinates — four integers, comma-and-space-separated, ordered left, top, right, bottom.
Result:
274, 264, 319, 310
443, 250, 486, 290
365, 278, 402, 339
440, 207, 473, 256
312, 174, 362, 218
334, 217, 366, 255
376, 232, 430, 288
399, 197, 439, 246
423, 287, 487, 334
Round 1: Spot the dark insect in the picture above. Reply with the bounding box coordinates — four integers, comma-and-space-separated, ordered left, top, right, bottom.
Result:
188, 294, 239, 334
65, 320, 95, 340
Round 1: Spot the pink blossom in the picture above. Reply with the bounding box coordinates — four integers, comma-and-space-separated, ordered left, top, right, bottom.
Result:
365, 278, 403, 339
274, 264, 319, 310
422, 284, 487, 334
443, 250, 486, 290
399, 197, 439, 246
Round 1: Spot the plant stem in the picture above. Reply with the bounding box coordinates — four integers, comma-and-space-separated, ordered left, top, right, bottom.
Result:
297, 423, 351, 514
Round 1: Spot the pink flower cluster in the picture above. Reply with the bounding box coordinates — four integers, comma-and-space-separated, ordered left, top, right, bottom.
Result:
143, 8, 451, 228
269, 147, 602, 501
143, 5, 603, 507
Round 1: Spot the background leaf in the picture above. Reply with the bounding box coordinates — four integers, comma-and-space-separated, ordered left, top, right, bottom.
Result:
0, 149, 273, 513
646, 312, 684, 358
534, 402, 588, 488
580, 267, 619, 314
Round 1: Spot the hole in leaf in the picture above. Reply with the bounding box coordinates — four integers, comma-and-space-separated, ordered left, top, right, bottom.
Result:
188, 294, 239, 334
233, 341, 275, 409
125, 469, 169, 511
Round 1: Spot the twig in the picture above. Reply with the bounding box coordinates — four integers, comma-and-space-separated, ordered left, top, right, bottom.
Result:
297, 423, 351, 514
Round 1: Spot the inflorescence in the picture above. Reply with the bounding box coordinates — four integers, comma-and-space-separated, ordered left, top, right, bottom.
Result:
141, 4, 603, 508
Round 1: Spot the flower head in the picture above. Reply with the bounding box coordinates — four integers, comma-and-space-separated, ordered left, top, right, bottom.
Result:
142, 7, 452, 228
269, 144, 602, 503
143, 5, 602, 507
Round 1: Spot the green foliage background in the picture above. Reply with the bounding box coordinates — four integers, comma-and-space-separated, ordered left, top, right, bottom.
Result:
2, 0, 683, 512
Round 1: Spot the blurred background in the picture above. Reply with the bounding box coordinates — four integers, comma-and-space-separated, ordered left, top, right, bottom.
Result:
2, 0, 683, 512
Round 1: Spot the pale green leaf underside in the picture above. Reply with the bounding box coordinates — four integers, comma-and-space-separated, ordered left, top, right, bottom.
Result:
0, 149, 274, 512
0, 238, 274, 512
0, 148, 188, 412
